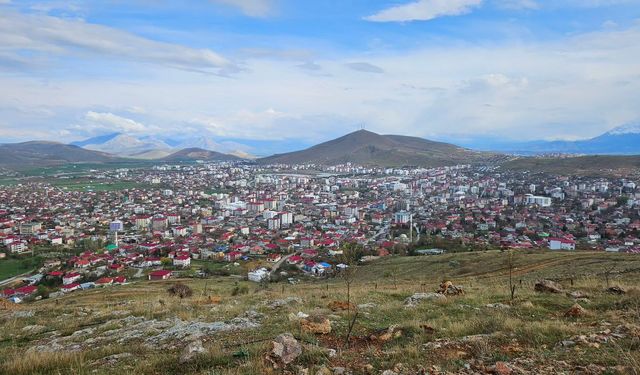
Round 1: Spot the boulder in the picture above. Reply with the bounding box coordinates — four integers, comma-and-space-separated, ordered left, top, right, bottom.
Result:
486, 303, 511, 310
328, 300, 356, 312
179, 339, 206, 363
439, 281, 465, 296
564, 303, 586, 318
606, 286, 626, 295
270, 333, 302, 366
300, 315, 332, 335
567, 291, 589, 299
534, 279, 563, 294
404, 292, 446, 307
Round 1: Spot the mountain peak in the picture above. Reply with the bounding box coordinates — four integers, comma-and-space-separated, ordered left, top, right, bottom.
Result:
606, 122, 640, 135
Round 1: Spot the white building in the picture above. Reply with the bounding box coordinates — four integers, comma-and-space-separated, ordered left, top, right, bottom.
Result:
524, 194, 552, 207
248, 268, 269, 283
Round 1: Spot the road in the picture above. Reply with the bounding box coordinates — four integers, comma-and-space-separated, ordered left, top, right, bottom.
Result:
0, 270, 33, 287
269, 252, 296, 276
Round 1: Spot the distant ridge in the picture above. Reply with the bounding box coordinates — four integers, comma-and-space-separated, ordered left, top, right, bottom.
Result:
0, 141, 119, 168
258, 129, 495, 167
161, 148, 242, 162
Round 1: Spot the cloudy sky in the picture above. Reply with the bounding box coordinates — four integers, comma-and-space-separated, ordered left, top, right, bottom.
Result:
1, 0, 639, 154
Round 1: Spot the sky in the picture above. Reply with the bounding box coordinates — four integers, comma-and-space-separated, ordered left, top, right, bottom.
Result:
1, 0, 640, 154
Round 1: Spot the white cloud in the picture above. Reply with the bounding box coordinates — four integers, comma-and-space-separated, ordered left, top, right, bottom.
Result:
78, 111, 148, 135
211, 0, 273, 17
365, 0, 483, 22
345, 62, 385, 74
496, 0, 539, 10
0, 11, 232, 73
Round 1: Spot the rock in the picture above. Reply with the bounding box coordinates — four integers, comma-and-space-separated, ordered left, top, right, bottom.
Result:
439, 281, 465, 295
327, 300, 356, 312
362, 364, 374, 374
92, 352, 133, 366
301, 315, 331, 335
535, 279, 563, 294
567, 291, 589, 299
486, 303, 511, 309
327, 349, 337, 358
288, 311, 310, 321
22, 325, 47, 334
332, 366, 347, 375
564, 303, 587, 318
371, 325, 403, 343
381, 371, 397, 375
315, 365, 332, 375
494, 361, 512, 375
519, 301, 534, 308
560, 340, 576, 347
607, 286, 626, 295
270, 333, 302, 366
404, 292, 446, 307
357, 303, 376, 310
12, 310, 35, 318
267, 297, 303, 309
179, 339, 206, 363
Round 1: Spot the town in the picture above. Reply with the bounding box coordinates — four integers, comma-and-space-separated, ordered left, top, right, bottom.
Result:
1, 160, 639, 303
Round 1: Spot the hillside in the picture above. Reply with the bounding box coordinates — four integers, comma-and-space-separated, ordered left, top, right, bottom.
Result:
502, 155, 640, 176
161, 148, 242, 162
0, 141, 120, 168
1, 251, 638, 374
258, 130, 495, 167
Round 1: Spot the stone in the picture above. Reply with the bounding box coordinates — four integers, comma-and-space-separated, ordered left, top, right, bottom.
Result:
327, 300, 356, 311
332, 366, 347, 375
357, 303, 376, 310
560, 340, 576, 347
300, 315, 331, 335
607, 286, 626, 295
564, 303, 586, 318
179, 339, 206, 363
439, 281, 465, 295
567, 291, 589, 299
270, 333, 302, 366
486, 303, 511, 309
267, 297, 303, 309
404, 292, 446, 307
494, 361, 512, 375
535, 279, 563, 293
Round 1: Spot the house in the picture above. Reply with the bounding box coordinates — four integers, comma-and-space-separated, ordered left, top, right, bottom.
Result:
266, 253, 282, 263
173, 254, 191, 268
15, 285, 37, 297
549, 238, 576, 251
113, 276, 127, 284
62, 272, 82, 285
248, 268, 269, 282
287, 255, 303, 265
61, 283, 81, 293
224, 251, 243, 262
148, 270, 172, 280
95, 277, 114, 286
108, 263, 125, 272
74, 259, 90, 268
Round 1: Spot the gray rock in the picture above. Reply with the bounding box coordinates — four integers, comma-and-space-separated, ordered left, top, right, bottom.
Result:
486, 303, 511, 309
267, 297, 303, 309
271, 333, 302, 365
179, 340, 206, 363
404, 292, 446, 307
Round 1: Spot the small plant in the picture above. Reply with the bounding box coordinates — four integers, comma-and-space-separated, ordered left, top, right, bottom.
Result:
167, 283, 193, 299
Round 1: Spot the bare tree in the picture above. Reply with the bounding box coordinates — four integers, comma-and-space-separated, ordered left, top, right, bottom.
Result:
507, 250, 517, 301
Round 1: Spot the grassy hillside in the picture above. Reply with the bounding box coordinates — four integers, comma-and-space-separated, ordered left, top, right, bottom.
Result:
502, 155, 640, 176
1, 251, 639, 374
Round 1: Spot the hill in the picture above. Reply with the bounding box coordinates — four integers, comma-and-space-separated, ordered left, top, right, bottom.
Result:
161, 148, 242, 162
502, 155, 640, 176
258, 130, 495, 167
1, 251, 638, 374
0, 141, 119, 168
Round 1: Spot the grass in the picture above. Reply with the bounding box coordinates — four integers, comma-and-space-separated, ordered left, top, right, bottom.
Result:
0, 257, 42, 280
1, 251, 639, 374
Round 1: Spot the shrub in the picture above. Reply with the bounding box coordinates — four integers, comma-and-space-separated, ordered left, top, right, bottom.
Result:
167, 283, 193, 299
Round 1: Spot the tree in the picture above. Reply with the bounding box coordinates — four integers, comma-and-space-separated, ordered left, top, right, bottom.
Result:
167, 283, 193, 299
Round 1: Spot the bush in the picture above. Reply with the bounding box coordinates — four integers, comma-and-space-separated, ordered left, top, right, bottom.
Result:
167, 283, 193, 299
231, 284, 249, 296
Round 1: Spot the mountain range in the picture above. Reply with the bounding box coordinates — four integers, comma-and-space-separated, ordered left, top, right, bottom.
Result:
460, 123, 640, 155
70, 133, 253, 159
0, 141, 118, 168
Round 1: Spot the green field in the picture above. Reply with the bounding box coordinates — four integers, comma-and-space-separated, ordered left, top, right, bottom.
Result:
50, 179, 153, 192
0, 257, 42, 281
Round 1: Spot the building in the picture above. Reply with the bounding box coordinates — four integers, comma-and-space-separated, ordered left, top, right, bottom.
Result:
394, 211, 411, 224
549, 238, 576, 250
19, 222, 42, 235
148, 270, 172, 280
248, 268, 269, 282
525, 194, 552, 207
173, 255, 191, 268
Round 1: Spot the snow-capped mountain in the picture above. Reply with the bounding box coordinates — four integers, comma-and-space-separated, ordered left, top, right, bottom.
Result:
70, 133, 254, 159
604, 123, 640, 136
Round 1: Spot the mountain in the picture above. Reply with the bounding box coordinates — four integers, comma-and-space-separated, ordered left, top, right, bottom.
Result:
258, 130, 495, 167
70, 132, 121, 147
161, 148, 242, 162
0, 141, 119, 168
79, 134, 172, 157
71, 133, 255, 159
464, 123, 640, 155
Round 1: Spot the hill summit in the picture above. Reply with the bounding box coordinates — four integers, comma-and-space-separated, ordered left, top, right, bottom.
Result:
258, 129, 493, 167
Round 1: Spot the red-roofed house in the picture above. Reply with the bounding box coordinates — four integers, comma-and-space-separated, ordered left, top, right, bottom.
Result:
148, 270, 172, 280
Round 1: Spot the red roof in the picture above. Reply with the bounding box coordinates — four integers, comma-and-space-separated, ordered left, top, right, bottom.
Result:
15, 285, 37, 295
149, 270, 172, 277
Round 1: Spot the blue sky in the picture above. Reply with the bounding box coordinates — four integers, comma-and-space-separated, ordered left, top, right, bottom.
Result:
1, 0, 639, 155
